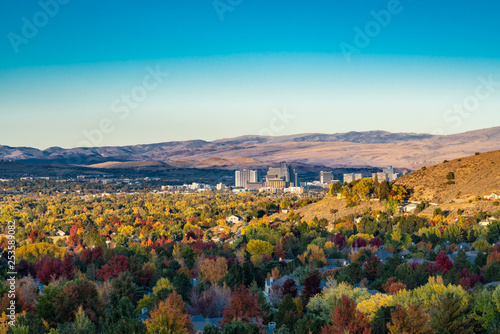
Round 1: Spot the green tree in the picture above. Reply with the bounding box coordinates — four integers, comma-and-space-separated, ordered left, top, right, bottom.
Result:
430, 292, 472, 334
275, 294, 299, 329
103, 293, 146, 334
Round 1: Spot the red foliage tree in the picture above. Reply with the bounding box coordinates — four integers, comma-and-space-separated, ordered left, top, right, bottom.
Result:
363, 254, 381, 281
79, 246, 104, 265
221, 285, 263, 326
282, 278, 298, 298
302, 272, 321, 303
321, 295, 372, 334
36, 256, 64, 285
28, 229, 47, 243
369, 237, 384, 247
333, 234, 347, 249
353, 237, 367, 248
97, 255, 129, 280
436, 251, 454, 273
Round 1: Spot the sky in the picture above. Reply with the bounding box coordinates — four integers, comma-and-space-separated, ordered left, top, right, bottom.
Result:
1, 0, 500, 149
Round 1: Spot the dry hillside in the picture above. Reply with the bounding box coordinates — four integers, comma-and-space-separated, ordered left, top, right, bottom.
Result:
395, 150, 500, 204
271, 196, 384, 222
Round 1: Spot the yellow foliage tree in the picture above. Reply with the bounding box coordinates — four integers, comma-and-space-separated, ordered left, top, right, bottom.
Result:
246, 239, 273, 265
17, 242, 66, 262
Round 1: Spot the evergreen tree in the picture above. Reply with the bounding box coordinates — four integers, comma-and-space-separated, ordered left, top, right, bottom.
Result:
103, 293, 146, 334
430, 292, 472, 334
275, 294, 299, 329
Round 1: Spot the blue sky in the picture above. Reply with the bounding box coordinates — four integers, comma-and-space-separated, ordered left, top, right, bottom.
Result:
1, 0, 500, 149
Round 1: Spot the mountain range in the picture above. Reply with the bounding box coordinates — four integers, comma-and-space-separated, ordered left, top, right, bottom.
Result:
1, 127, 500, 170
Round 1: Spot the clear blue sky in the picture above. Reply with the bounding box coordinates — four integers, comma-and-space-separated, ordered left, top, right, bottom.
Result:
1, 0, 500, 149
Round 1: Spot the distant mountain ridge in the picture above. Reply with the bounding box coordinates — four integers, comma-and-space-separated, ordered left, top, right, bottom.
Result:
1, 127, 499, 169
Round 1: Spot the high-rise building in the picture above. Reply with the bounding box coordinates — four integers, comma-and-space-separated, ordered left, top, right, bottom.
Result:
235, 170, 258, 188
266, 162, 298, 187
372, 172, 388, 182
320, 171, 333, 184
343, 173, 363, 184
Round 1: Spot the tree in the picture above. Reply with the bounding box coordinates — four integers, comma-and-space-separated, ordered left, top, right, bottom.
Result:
103, 293, 146, 334
436, 251, 454, 273
387, 304, 432, 334
246, 240, 273, 265
145, 291, 194, 334
220, 319, 260, 334
97, 255, 129, 281
275, 294, 299, 329
201, 257, 228, 285
321, 295, 372, 334
221, 285, 263, 326
430, 292, 472, 334
302, 272, 321, 304
55, 278, 104, 324
371, 306, 395, 334
281, 278, 298, 298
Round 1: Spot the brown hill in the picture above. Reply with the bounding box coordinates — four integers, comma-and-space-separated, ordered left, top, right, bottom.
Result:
271, 197, 384, 222
3, 127, 500, 169
89, 161, 169, 169
394, 150, 500, 204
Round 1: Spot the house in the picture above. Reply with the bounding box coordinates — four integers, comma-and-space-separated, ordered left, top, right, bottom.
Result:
192, 315, 222, 333
457, 242, 471, 251
374, 249, 393, 262
399, 249, 412, 258
403, 203, 418, 213
406, 257, 427, 266
56, 230, 66, 236
264, 275, 298, 296
450, 250, 480, 263
484, 193, 499, 200
327, 258, 350, 267
226, 215, 243, 225
479, 217, 498, 227
317, 264, 340, 274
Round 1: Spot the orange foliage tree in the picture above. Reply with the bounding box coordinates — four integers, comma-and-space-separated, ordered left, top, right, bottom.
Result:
221, 285, 263, 326
201, 257, 228, 285
321, 295, 372, 334
387, 304, 432, 334
145, 291, 194, 334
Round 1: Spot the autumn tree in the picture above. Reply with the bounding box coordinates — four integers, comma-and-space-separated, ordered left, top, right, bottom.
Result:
436, 251, 454, 273
145, 291, 194, 334
97, 255, 130, 281
282, 278, 298, 298
201, 257, 228, 284
321, 295, 372, 334
221, 285, 263, 326
387, 304, 432, 334
246, 239, 274, 265
382, 277, 406, 295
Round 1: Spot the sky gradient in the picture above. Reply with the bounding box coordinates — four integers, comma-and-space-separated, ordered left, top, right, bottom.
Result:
1, 0, 500, 149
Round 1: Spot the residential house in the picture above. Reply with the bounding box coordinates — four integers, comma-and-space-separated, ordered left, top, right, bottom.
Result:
226, 215, 244, 225
374, 248, 393, 262
484, 193, 499, 200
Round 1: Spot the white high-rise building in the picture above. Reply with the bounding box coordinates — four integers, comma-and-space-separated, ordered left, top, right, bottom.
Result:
320, 171, 333, 184
235, 170, 258, 188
